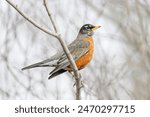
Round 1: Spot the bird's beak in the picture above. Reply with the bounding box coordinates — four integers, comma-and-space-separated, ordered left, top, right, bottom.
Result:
92, 25, 101, 30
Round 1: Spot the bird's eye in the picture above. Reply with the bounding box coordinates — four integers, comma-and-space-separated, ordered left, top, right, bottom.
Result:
84, 26, 89, 30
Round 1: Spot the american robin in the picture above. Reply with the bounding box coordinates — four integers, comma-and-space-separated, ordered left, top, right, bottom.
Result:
22, 24, 101, 79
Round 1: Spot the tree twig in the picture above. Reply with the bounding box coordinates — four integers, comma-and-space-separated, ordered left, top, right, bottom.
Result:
5, 0, 58, 38
43, 0, 58, 33
5, 0, 82, 100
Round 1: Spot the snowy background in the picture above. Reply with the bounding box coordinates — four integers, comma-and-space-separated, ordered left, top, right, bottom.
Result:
0, 0, 150, 99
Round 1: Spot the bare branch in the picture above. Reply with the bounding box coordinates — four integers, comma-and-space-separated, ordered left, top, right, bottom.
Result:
5, 0, 58, 38
43, 0, 81, 99
43, 0, 58, 33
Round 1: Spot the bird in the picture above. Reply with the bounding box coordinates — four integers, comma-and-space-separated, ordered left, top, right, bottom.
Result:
22, 24, 101, 79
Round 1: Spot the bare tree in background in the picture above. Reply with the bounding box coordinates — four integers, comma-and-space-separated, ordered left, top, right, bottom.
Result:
0, 0, 150, 99
82, 0, 150, 99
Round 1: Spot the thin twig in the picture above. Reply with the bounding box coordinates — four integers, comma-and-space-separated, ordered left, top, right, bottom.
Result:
5, 0, 58, 38
43, 0, 58, 33
6, 0, 82, 100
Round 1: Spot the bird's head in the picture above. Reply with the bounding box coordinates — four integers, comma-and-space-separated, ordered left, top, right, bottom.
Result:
79, 24, 101, 36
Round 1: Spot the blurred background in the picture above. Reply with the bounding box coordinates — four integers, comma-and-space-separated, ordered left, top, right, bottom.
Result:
0, 0, 150, 99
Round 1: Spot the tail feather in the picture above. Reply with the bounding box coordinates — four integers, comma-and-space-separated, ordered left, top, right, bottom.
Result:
48, 69, 66, 79
21, 58, 58, 70
22, 64, 50, 70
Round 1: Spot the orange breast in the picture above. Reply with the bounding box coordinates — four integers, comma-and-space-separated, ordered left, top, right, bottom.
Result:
75, 36, 94, 70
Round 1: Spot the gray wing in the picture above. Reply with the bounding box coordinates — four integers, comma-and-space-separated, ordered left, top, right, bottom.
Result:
49, 40, 90, 75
